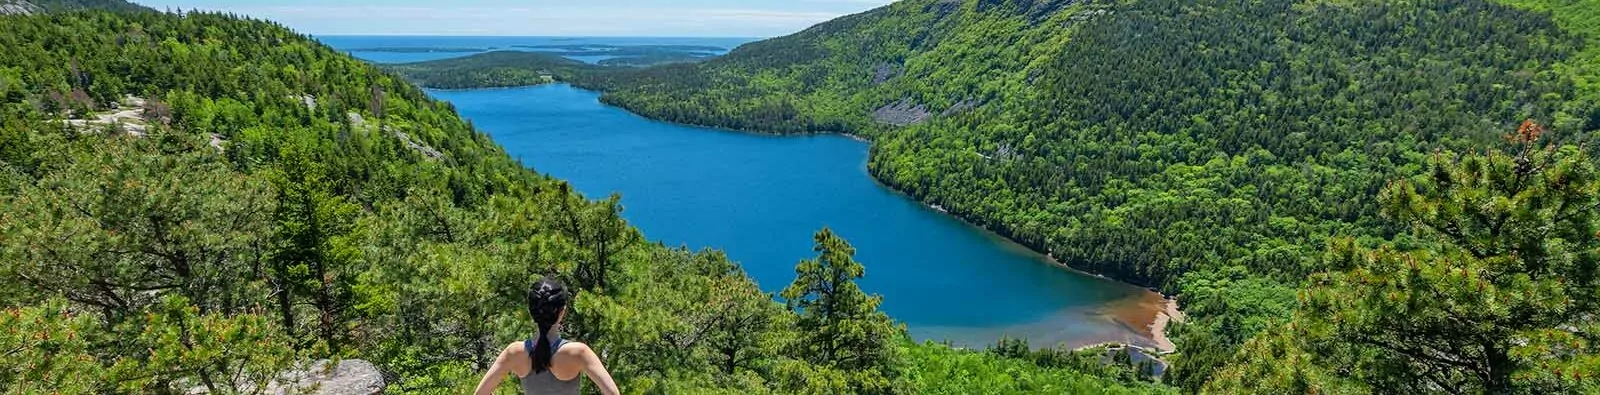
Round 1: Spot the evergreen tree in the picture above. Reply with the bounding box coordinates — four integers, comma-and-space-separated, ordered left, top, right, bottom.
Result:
268, 141, 363, 350
780, 228, 900, 394
1213, 121, 1600, 393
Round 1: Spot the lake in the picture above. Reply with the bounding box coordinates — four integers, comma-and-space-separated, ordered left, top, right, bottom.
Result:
328, 37, 1169, 350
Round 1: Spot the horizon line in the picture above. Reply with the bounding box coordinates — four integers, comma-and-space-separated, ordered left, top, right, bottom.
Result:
310, 33, 772, 39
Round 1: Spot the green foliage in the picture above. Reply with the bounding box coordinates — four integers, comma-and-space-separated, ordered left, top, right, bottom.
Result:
383, 51, 590, 90
0, 10, 1167, 393
989, 338, 1158, 385
268, 138, 365, 350
1165, 268, 1297, 392
902, 340, 1177, 395
0, 300, 103, 392
589, 0, 1597, 298
0, 134, 271, 316
1491, 0, 1600, 132
1213, 125, 1600, 393
380, 46, 727, 89
16, 0, 153, 13
0, 297, 297, 393
572, 0, 1600, 390
780, 228, 902, 394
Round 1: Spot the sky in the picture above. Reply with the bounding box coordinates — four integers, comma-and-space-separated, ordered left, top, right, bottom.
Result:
135, 0, 897, 37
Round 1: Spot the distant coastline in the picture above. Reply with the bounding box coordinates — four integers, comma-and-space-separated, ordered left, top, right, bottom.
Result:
345, 46, 486, 53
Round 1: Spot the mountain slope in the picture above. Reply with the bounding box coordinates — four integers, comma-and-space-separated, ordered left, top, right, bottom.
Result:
0, 0, 152, 14
594, 0, 1600, 390
601, 0, 1595, 301
589, 0, 1091, 133
383, 51, 589, 89
0, 7, 1175, 394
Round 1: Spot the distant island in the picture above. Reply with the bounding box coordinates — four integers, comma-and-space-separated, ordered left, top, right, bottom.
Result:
383, 48, 716, 89
374, 42, 735, 88
513, 43, 727, 53
513, 43, 724, 58
344, 46, 486, 53
382, 51, 589, 89
596, 54, 707, 67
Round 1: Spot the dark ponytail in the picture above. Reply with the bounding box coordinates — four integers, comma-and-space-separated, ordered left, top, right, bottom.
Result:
527, 277, 571, 373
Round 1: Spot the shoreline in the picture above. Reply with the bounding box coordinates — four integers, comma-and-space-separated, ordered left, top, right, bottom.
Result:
586, 86, 1188, 353
431, 82, 1185, 351
1092, 290, 1181, 354
1150, 297, 1182, 353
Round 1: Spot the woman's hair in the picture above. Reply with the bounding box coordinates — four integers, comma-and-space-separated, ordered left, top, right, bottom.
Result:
527, 277, 571, 373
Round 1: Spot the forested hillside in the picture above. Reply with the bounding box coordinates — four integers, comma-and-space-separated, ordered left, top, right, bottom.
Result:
383, 51, 588, 89
381, 49, 716, 90
0, 0, 151, 14
0, 7, 1175, 394
587, 0, 1600, 392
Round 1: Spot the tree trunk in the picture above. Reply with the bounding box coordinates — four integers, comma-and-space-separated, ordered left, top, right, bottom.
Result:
1484, 341, 1513, 393
275, 260, 295, 338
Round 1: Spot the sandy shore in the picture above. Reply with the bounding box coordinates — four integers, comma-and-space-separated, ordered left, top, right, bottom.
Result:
1099, 291, 1182, 353
1149, 297, 1182, 353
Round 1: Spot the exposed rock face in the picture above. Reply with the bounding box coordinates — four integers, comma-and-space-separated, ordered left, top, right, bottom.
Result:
976, 0, 1078, 23
349, 112, 443, 161
871, 62, 900, 85
62, 96, 151, 136
347, 112, 368, 130
186, 360, 385, 395
269, 359, 386, 395
208, 133, 226, 152
389, 127, 445, 161
872, 98, 932, 126
0, 1, 40, 15
941, 98, 981, 116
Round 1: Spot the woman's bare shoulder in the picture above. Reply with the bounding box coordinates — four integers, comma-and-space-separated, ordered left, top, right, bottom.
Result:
501, 341, 527, 357
558, 341, 595, 357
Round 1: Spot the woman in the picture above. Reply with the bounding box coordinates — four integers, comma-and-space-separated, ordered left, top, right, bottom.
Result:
475, 278, 620, 395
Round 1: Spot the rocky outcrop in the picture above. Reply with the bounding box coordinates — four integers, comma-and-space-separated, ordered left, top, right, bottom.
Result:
391, 129, 445, 161
871, 62, 900, 85
208, 133, 226, 153
349, 112, 444, 161
0, 1, 40, 15
188, 359, 385, 395
62, 96, 151, 136
976, 0, 1079, 24
941, 98, 981, 116
268, 359, 385, 395
347, 112, 368, 130
872, 98, 932, 126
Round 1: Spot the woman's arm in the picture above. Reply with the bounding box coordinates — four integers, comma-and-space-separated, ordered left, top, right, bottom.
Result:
578, 344, 620, 395
474, 344, 516, 395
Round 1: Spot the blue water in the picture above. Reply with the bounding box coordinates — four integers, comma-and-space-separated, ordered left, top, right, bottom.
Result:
426, 84, 1162, 349
317, 36, 752, 64
326, 36, 1163, 348
564, 55, 620, 65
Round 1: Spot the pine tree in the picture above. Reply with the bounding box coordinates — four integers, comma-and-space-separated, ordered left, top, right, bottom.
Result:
268, 141, 362, 350
1214, 121, 1600, 393
780, 228, 900, 394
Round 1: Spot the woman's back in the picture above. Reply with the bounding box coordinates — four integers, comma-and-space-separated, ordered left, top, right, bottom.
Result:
517, 338, 580, 395
478, 336, 616, 395
475, 278, 617, 395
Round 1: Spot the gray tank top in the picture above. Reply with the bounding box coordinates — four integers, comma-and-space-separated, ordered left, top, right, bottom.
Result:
520, 337, 581, 395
